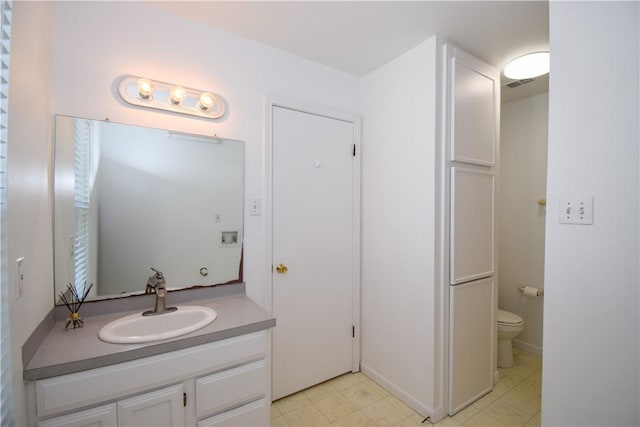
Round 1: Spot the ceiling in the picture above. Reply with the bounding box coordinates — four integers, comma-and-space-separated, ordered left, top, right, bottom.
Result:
149, 1, 550, 102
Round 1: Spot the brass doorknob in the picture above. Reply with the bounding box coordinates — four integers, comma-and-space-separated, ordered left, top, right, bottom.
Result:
276, 264, 288, 274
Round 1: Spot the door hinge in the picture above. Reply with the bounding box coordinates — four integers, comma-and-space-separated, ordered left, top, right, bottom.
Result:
183, 392, 187, 407
352, 144, 356, 156
352, 325, 355, 338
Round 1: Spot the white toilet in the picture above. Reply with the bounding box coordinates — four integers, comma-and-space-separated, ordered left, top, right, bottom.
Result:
497, 309, 525, 368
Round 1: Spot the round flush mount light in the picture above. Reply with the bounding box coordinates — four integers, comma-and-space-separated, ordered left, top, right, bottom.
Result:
504, 51, 550, 80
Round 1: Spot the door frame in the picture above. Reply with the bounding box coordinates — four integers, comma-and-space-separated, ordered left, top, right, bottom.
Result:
264, 94, 362, 373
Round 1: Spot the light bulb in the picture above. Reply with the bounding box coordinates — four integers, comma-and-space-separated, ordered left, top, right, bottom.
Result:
504, 52, 550, 80
198, 92, 216, 111
169, 86, 187, 105
136, 78, 154, 100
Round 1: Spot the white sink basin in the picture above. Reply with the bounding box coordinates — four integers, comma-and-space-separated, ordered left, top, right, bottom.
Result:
98, 306, 218, 344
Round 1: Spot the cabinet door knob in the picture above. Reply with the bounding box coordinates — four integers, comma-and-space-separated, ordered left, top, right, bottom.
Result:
276, 264, 288, 274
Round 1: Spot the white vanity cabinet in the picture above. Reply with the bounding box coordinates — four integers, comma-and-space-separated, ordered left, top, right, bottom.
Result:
30, 331, 269, 427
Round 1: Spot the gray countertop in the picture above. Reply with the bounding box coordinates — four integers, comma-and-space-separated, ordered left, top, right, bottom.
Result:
24, 286, 275, 381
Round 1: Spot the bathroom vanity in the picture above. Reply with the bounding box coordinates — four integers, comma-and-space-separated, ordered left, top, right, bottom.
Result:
27, 115, 270, 425
23, 285, 275, 427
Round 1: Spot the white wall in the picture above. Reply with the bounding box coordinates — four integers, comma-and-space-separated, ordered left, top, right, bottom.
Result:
542, 2, 639, 425
361, 36, 440, 416
7, 3, 54, 425
498, 92, 548, 353
50, 1, 362, 307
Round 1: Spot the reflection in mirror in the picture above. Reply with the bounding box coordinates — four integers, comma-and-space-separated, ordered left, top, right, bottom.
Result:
53, 116, 244, 304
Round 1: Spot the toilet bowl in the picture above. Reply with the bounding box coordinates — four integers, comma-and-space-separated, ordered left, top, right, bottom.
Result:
497, 309, 524, 368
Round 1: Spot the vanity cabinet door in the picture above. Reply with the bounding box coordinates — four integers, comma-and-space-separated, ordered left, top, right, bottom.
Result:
117, 384, 184, 426
195, 359, 266, 419
197, 398, 268, 427
37, 403, 117, 427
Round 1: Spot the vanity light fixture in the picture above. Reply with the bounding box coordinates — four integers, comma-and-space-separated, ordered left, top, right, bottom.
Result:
118, 75, 226, 120
504, 51, 550, 80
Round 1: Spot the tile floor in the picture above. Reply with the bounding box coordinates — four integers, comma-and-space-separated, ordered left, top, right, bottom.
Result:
271, 348, 542, 426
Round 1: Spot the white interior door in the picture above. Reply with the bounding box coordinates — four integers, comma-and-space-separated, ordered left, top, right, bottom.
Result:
271, 105, 355, 400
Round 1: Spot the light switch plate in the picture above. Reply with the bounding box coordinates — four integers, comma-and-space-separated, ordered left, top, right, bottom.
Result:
559, 197, 593, 225
15, 257, 24, 298
249, 198, 261, 216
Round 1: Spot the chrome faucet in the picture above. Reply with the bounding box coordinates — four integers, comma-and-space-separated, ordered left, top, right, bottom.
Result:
143, 268, 178, 316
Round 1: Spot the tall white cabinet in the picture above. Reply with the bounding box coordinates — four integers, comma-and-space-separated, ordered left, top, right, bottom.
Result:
445, 45, 500, 415
360, 37, 499, 421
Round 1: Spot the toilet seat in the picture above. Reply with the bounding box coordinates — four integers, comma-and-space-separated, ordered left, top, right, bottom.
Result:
497, 309, 524, 325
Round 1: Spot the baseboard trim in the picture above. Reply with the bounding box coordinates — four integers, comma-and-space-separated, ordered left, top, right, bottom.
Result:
360, 363, 445, 422
513, 339, 542, 355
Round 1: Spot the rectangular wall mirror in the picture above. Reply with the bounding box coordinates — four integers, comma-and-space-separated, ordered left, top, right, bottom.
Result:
53, 115, 244, 304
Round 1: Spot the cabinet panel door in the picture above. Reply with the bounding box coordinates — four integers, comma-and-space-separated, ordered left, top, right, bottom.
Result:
197, 398, 268, 427
196, 360, 266, 419
449, 278, 496, 414
450, 167, 495, 284
38, 404, 117, 427
450, 49, 498, 166
117, 384, 184, 427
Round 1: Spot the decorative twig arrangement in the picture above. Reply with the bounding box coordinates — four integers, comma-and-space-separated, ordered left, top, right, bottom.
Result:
59, 283, 93, 329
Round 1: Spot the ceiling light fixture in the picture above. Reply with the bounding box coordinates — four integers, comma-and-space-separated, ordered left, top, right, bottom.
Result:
118, 75, 226, 119
504, 52, 550, 80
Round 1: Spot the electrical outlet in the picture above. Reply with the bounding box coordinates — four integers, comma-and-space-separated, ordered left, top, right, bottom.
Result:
559, 197, 593, 225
